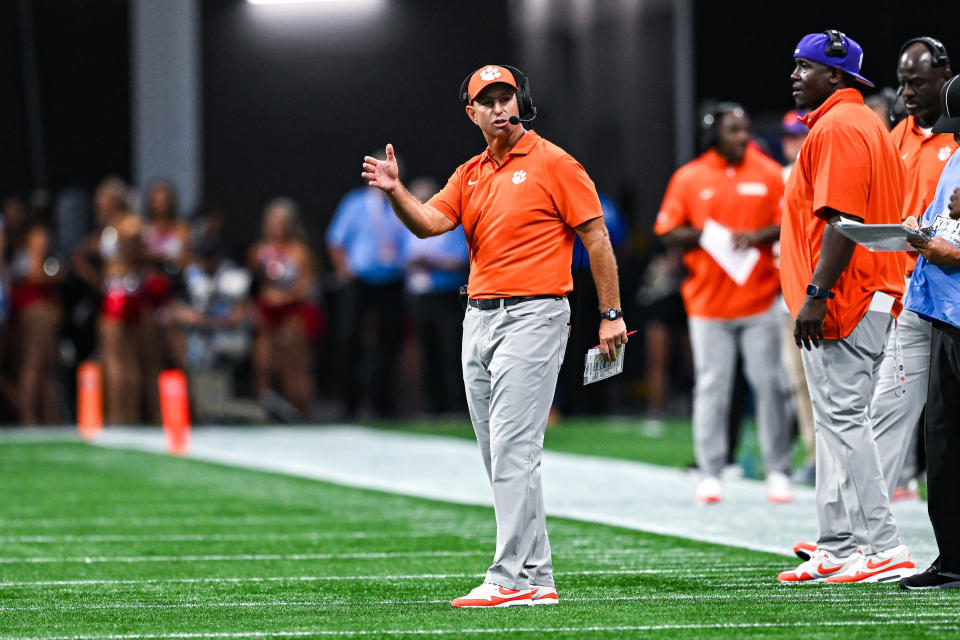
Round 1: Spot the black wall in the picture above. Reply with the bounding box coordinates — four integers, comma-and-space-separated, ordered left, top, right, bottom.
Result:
202, 0, 513, 258
694, 0, 960, 110
1, 0, 129, 197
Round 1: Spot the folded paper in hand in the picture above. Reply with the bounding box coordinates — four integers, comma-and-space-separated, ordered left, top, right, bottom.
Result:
584, 345, 625, 385
698, 219, 760, 285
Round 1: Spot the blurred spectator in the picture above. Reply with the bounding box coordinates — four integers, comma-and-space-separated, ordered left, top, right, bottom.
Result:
865, 87, 902, 130
10, 202, 64, 424
169, 237, 265, 423
655, 103, 790, 504
141, 180, 191, 419
779, 110, 816, 485
555, 192, 629, 419
73, 176, 148, 425
400, 176, 469, 417
326, 161, 410, 419
636, 246, 691, 418
248, 198, 317, 419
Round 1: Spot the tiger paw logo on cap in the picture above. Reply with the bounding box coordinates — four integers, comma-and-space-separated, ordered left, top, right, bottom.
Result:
480, 66, 502, 81
512, 170, 527, 184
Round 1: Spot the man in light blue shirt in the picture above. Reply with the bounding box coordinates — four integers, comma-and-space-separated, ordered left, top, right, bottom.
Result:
399, 178, 470, 415
900, 76, 960, 590
327, 182, 411, 418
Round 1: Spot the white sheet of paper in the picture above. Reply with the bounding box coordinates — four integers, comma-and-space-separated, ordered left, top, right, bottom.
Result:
698, 218, 761, 286
583, 345, 625, 385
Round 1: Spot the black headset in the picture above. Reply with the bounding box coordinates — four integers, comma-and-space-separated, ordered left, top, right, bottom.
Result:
459, 64, 538, 122
699, 101, 745, 150
823, 29, 848, 58
899, 36, 951, 68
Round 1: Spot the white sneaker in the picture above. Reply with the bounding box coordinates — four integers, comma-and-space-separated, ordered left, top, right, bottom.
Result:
825, 544, 918, 583
530, 585, 559, 605
695, 476, 723, 504
767, 471, 793, 503
450, 583, 534, 608
778, 549, 861, 583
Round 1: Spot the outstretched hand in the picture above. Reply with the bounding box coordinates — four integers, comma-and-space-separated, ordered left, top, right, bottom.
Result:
361, 144, 400, 192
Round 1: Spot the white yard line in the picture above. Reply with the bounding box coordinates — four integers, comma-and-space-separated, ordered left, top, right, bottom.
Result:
0, 592, 941, 612
91, 426, 938, 562
0, 567, 767, 589
4, 619, 957, 640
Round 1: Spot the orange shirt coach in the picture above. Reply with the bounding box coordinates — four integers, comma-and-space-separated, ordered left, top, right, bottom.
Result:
780, 88, 906, 339
655, 145, 783, 319
429, 130, 602, 298
891, 114, 958, 273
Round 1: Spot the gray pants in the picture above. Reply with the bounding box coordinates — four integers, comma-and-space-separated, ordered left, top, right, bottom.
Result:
870, 308, 930, 494
688, 304, 791, 479
462, 298, 569, 589
801, 311, 902, 556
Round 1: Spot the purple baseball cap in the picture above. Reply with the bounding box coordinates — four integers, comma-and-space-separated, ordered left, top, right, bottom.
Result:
793, 31, 874, 88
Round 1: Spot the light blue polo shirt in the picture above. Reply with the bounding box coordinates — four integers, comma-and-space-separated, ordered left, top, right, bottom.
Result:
905, 148, 960, 330
326, 187, 409, 285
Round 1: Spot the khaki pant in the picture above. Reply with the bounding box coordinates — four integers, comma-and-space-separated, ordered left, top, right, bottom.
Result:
802, 311, 902, 556
462, 298, 569, 589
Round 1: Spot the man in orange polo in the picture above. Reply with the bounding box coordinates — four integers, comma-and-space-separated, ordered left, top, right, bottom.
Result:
878, 37, 955, 498
655, 103, 790, 505
362, 64, 626, 607
777, 30, 917, 585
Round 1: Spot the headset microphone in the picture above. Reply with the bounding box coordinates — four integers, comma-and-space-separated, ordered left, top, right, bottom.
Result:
508, 115, 535, 125
509, 116, 521, 125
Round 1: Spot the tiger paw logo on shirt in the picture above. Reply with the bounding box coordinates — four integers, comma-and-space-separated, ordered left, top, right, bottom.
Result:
480, 66, 502, 81
512, 170, 527, 184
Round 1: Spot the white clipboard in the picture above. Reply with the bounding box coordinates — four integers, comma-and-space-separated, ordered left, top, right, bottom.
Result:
831, 218, 932, 252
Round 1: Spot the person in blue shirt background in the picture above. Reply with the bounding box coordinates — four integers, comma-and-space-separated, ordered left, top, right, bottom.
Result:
554, 191, 629, 419
400, 177, 470, 416
326, 159, 411, 419
901, 76, 960, 590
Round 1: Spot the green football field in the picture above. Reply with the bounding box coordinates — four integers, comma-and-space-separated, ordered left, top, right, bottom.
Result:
1, 438, 957, 639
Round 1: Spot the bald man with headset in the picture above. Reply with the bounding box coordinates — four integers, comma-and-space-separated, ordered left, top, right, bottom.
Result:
362, 64, 626, 608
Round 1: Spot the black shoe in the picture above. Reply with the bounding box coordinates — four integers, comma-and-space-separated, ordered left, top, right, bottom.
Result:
899, 564, 960, 590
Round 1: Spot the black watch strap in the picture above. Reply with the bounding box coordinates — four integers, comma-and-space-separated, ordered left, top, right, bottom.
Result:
601, 308, 624, 321
806, 284, 835, 299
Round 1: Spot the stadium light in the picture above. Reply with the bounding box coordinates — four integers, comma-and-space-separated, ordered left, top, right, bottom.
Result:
247, 0, 380, 5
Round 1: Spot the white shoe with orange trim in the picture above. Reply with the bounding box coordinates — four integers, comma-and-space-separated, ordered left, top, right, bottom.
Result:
766, 472, 793, 503
695, 476, 723, 504
825, 544, 917, 584
530, 585, 559, 605
777, 549, 861, 583
450, 583, 535, 608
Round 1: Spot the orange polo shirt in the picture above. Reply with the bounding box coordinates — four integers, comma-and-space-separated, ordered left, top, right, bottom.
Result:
428, 130, 602, 298
654, 146, 784, 320
890, 114, 958, 273
780, 88, 906, 340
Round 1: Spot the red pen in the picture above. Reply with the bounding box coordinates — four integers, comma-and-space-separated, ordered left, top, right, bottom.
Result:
593, 330, 637, 350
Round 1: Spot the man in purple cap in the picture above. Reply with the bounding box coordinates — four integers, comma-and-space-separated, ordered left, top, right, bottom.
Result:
777, 30, 916, 585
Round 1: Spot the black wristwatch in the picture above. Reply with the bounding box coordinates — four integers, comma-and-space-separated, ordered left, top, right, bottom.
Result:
805, 284, 835, 299
600, 308, 624, 321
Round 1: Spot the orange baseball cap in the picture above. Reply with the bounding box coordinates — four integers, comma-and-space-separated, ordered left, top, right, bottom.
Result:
465, 65, 518, 103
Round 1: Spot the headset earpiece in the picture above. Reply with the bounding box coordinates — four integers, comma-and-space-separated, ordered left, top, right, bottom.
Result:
699, 101, 744, 151
899, 36, 951, 68
459, 64, 537, 122
823, 30, 848, 58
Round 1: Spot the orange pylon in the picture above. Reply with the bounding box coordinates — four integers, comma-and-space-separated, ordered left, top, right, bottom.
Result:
76, 361, 103, 441
158, 370, 190, 456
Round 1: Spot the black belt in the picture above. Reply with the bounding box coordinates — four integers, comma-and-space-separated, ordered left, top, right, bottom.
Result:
468, 294, 563, 310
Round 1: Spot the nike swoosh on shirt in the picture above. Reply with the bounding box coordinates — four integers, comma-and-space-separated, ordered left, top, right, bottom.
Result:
468, 179, 479, 185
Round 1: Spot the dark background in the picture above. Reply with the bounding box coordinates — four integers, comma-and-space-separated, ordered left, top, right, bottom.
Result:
4, 0, 960, 254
